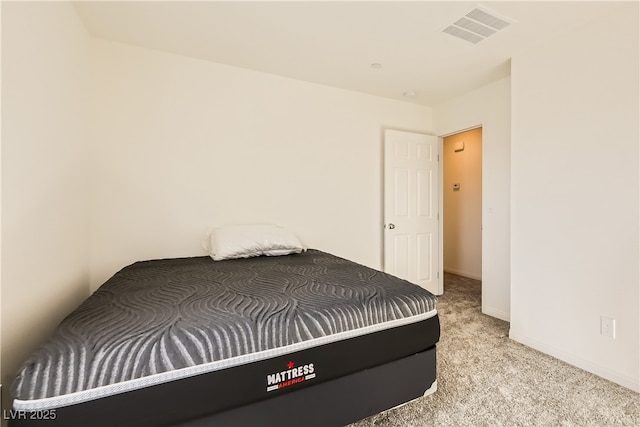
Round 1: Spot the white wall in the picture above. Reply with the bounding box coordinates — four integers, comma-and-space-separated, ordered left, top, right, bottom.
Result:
434, 77, 511, 321
510, 6, 639, 391
1, 1, 92, 407
88, 39, 434, 290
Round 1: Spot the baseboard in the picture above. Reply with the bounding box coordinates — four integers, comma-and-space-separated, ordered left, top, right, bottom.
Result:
509, 330, 640, 392
482, 305, 510, 322
443, 267, 482, 281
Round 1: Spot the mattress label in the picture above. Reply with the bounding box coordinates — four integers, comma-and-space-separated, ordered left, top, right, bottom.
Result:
266, 361, 316, 392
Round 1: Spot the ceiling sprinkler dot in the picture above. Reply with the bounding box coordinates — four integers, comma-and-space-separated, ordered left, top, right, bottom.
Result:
370, 63, 382, 69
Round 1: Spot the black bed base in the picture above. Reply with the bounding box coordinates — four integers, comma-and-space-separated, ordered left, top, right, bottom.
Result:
180, 346, 437, 427
8, 346, 436, 427
9, 315, 439, 427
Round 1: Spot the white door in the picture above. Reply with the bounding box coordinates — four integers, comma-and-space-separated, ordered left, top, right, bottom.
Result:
384, 129, 441, 295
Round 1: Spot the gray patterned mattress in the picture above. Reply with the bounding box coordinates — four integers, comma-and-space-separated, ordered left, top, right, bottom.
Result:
12, 250, 437, 410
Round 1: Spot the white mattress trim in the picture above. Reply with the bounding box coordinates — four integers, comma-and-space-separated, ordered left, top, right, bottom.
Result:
14, 308, 437, 411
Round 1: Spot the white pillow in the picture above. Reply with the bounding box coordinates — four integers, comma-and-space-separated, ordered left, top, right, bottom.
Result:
204, 224, 305, 261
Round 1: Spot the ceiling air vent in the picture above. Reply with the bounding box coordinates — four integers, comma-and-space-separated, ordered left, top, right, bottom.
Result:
443, 7, 512, 44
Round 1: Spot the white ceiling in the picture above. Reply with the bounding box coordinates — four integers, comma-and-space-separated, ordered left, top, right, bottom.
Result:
73, 1, 630, 106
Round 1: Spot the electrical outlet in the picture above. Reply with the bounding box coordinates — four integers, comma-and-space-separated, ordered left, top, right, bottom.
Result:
600, 316, 616, 338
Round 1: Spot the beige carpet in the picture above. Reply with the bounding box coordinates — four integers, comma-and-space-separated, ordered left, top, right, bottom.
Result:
349, 273, 639, 427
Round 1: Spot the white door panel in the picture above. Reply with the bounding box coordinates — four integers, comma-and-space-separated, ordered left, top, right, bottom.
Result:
384, 130, 441, 295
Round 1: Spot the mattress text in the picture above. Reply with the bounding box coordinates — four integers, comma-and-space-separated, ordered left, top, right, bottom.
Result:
266, 362, 315, 392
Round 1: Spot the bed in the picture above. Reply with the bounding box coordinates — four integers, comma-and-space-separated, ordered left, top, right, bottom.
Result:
9, 248, 440, 426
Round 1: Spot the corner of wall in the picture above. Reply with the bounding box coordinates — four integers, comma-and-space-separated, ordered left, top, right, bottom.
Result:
1, 1, 93, 413
433, 76, 512, 322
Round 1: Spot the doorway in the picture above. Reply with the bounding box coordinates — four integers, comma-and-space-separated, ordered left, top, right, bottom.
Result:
443, 127, 482, 282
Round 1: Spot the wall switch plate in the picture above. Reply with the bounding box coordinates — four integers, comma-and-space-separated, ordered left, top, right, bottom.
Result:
600, 316, 616, 338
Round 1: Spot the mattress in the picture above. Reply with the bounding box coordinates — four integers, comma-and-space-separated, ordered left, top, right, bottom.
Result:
11, 250, 439, 422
